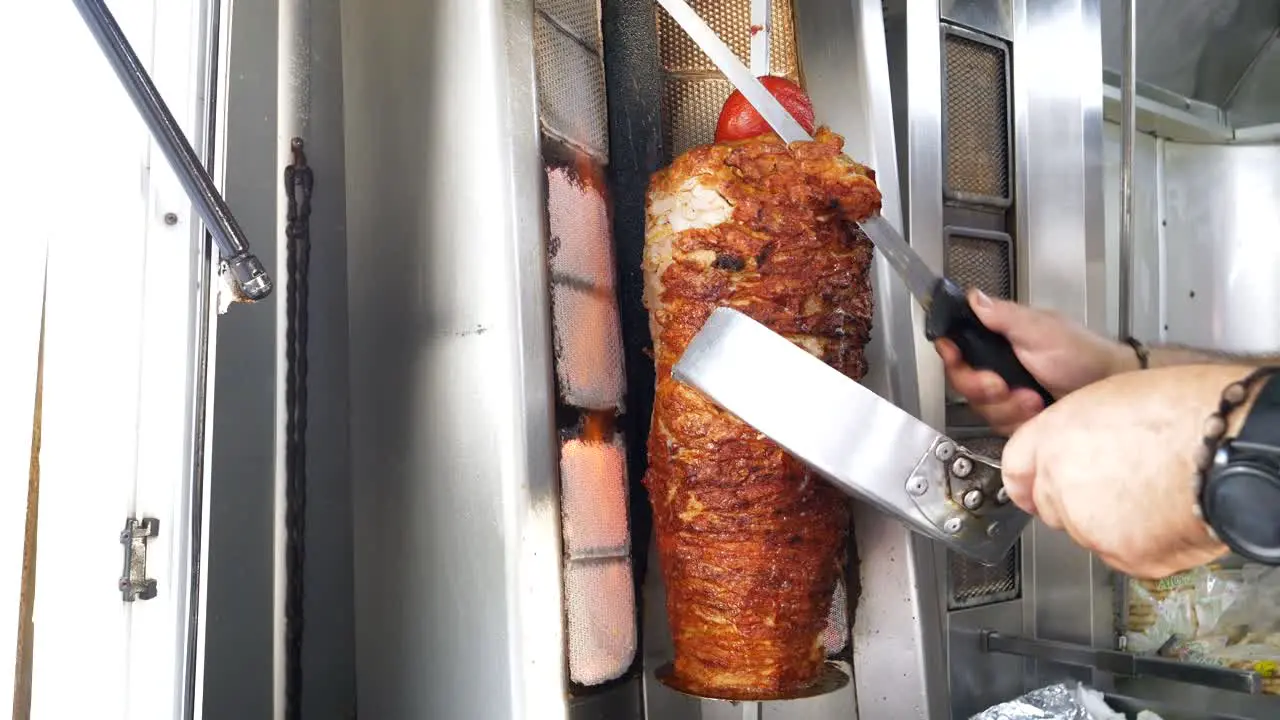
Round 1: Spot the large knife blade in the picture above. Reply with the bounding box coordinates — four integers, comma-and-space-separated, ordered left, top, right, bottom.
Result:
860, 216, 1055, 407
673, 307, 1029, 566
657, 0, 1053, 406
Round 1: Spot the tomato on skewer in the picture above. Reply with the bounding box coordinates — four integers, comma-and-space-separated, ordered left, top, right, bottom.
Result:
713, 75, 816, 143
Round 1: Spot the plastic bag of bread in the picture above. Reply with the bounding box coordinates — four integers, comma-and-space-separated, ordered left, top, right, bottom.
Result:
1193, 565, 1280, 645
1157, 565, 1280, 695
1191, 566, 1245, 639
1124, 568, 1203, 653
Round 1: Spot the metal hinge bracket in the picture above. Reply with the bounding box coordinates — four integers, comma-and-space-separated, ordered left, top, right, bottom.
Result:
119, 517, 159, 602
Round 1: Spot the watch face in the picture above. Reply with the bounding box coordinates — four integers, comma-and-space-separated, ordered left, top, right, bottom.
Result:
1207, 464, 1280, 564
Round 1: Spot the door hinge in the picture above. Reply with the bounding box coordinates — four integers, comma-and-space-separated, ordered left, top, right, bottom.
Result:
119, 517, 159, 602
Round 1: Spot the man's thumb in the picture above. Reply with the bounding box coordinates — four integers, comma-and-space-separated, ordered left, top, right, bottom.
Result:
999, 418, 1039, 515
968, 289, 1030, 342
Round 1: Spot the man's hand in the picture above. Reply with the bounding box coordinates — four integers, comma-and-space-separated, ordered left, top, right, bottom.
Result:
935, 290, 1135, 435
1000, 365, 1247, 579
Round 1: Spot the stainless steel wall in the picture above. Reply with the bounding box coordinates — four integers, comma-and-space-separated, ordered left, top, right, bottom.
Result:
1102, 122, 1280, 354
339, 1, 568, 719
1162, 143, 1280, 353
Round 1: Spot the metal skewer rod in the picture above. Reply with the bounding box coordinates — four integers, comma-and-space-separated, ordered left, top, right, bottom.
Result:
750, 0, 771, 76
1118, 0, 1136, 339
70, 0, 273, 301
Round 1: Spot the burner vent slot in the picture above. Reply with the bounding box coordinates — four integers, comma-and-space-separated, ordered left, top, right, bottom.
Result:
946, 435, 1021, 609
545, 161, 625, 411
944, 226, 1013, 301
559, 430, 637, 686
534, 4, 610, 161
942, 26, 1012, 207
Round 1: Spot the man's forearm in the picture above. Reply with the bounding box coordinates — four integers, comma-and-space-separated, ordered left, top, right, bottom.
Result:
1147, 345, 1280, 370
1106, 341, 1280, 378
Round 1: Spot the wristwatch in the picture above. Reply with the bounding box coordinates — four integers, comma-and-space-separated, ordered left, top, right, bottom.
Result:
1200, 370, 1280, 565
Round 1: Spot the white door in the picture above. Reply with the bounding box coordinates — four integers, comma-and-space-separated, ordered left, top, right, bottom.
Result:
0, 0, 223, 717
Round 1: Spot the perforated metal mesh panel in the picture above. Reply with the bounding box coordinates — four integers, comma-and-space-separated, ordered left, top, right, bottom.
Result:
537, 0, 601, 49
943, 31, 1010, 203
944, 228, 1013, 300
656, 0, 798, 75
821, 575, 848, 655
661, 77, 734, 161
533, 10, 610, 161
533, 1, 636, 679
560, 435, 630, 560
947, 436, 1021, 609
546, 164, 626, 410
655, 0, 802, 156
560, 430, 637, 685
565, 558, 637, 685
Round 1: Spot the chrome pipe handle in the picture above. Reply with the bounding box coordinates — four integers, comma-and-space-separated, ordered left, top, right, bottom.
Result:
981, 631, 1263, 696
70, 0, 273, 302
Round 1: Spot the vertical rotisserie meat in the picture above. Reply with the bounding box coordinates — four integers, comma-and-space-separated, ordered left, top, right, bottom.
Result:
643, 128, 881, 699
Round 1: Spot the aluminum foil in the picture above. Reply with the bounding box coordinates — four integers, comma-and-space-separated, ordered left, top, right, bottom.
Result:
968, 684, 1100, 720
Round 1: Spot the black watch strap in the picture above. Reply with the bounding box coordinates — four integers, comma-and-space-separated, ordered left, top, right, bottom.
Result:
1236, 371, 1280, 447
1202, 370, 1280, 564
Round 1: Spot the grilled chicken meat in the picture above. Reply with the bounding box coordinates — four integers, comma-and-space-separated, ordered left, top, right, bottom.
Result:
643, 128, 881, 699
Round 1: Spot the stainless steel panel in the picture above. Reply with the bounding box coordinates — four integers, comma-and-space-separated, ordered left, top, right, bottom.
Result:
806, 0, 949, 715
940, 0, 1014, 40
890, 0, 948, 433
1226, 33, 1280, 128
1098, 0, 1280, 111
1162, 143, 1280, 354
341, 1, 567, 719
1012, 0, 1112, 689
1101, 122, 1161, 342
948, 603, 1027, 718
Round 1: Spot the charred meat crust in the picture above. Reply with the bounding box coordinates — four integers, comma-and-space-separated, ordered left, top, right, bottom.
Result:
642, 129, 880, 698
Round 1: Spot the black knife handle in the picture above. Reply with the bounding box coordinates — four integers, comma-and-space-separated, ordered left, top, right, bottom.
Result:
925, 278, 1055, 407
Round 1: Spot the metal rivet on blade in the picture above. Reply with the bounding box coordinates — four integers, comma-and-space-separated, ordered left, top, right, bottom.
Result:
935, 442, 955, 461
996, 487, 1009, 504
952, 457, 973, 478
987, 522, 1001, 538
907, 477, 928, 496
943, 517, 963, 534
962, 489, 983, 510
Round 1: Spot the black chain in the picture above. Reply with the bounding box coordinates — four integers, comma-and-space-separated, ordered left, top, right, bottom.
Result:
284, 137, 313, 720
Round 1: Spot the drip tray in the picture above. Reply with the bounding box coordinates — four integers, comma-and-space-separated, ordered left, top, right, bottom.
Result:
654, 662, 849, 703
